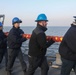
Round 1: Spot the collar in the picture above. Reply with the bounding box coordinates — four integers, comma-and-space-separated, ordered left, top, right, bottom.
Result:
37, 24, 47, 32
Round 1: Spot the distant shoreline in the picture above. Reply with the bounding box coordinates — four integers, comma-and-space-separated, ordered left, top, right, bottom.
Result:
4, 26, 70, 27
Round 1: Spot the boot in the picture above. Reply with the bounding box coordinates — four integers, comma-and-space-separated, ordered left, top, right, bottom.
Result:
7, 71, 11, 75
23, 69, 27, 75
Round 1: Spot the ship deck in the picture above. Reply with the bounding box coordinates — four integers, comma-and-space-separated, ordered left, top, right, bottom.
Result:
0, 54, 75, 75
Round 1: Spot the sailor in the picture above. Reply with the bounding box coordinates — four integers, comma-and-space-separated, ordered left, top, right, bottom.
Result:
27, 13, 55, 75
7, 17, 27, 75
59, 16, 76, 75
0, 22, 8, 70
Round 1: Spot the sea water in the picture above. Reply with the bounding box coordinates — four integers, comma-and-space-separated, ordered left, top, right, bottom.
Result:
3, 26, 70, 57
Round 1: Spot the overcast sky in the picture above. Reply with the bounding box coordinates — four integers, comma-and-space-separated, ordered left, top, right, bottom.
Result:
0, 0, 76, 26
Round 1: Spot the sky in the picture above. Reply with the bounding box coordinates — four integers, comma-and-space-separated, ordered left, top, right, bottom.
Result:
0, 0, 76, 26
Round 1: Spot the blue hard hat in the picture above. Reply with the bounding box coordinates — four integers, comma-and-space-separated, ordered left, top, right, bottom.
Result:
12, 17, 22, 24
35, 14, 48, 22
0, 22, 3, 26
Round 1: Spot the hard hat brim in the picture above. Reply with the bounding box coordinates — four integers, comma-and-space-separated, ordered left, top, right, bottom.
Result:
19, 20, 22, 23
35, 20, 48, 22
13, 20, 22, 24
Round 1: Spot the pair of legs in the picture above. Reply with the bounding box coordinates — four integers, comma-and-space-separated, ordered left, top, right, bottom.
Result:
0, 48, 8, 69
7, 48, 27, 72
72, 63, 76, 74
61, 57, 76, 75
27, 56, 49, 75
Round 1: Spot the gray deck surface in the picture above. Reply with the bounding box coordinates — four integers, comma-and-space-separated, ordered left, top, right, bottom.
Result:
0, 55, 75, 75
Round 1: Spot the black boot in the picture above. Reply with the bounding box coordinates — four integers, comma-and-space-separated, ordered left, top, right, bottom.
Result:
23, 69, 27, 75
7, 71, 11, 75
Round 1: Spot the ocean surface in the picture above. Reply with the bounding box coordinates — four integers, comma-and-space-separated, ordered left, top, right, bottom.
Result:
3, 26, 70, 57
